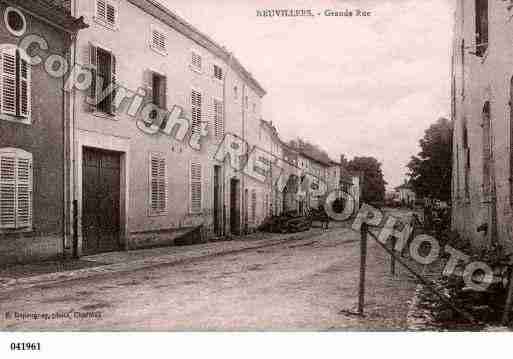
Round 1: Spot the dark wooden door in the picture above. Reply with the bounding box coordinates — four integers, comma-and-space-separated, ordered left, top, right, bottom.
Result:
230, 178, 240, 235
82, 148, 121, 255
214, 165, 221, 236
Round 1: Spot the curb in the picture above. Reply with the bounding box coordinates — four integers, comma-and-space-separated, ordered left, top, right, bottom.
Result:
0, 231, 318, 295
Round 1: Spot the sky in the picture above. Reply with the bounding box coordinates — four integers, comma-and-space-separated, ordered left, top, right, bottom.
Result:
164, 0, 455, 189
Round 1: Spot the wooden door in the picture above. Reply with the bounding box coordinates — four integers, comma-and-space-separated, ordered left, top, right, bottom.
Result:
82, 148, 121, 255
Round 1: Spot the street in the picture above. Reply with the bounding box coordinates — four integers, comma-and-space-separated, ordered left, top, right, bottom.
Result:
0, 222, 419, 331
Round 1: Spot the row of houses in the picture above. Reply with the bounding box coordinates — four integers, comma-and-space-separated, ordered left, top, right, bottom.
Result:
0, 0, 359, 265
451, 0, 513, 252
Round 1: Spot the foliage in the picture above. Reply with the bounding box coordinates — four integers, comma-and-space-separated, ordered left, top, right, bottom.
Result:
347, 156, 387, 203
407, 118, 453, 201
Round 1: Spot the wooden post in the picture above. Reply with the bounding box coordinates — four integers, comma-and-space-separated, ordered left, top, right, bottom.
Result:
391, 237, 396, 276
358, 223, 368, 315
502, 266, 513, 326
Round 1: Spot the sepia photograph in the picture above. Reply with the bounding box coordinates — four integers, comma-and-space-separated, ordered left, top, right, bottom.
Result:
0, 0, 512, 355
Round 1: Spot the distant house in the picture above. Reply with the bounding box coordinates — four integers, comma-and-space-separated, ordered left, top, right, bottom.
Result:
395, 182, 416, 206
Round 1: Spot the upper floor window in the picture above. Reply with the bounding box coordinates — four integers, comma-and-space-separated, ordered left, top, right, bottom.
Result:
233, 86, 238, 100
151, 71, 167, 109
213, 64, 223, 81
191, 51, 202, 72
213, 98, 224, 139
95, 0, 118, 29
191, 89, 202, 134
0, 148, 32, 230
0, 45, 31, 122
150, 26, 167, 55
475, 0, 488, 57
89, 44, 116, 115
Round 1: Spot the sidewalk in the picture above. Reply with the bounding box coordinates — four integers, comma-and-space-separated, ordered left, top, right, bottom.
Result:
0, 228, 326, 294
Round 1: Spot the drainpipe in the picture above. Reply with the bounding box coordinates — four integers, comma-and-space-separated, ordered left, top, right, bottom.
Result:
223, 52, 233, 237
71, 0, 79, 258
242, 83, 246, 234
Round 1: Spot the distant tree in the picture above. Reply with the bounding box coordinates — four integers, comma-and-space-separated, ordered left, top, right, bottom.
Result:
347, 156, 387, 204
407, 117, 453, 201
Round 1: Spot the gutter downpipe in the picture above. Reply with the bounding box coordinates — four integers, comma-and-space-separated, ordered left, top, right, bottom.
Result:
71, 0, 79, 258
222, 52, 233, 237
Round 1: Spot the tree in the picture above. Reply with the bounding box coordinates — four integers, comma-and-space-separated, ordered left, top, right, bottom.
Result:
347, 156, 387, 204
407, 117, 453, 201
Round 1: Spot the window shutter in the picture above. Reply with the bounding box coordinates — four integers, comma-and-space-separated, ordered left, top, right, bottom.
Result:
1, 47, 17, 116
18, 53, 30, 118
151, 29, 166, 53
106, 2, 116, 26
191, 90, 202, 134
150, 153, 167, 215
109, 53, 116, 114
89, 44, 98, 109
0, 154, 16, 229
251, 189, 256, 223
16, 156, 32, 228
191, 52, 202, 71
96, 0, 106, 20
190, 162, 202, 213
214, 99, 224, 139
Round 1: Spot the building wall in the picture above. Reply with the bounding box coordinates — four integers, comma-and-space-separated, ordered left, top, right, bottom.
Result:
452, 0, 513, 251
0, 4, 70, 264
72, 0, 265, 250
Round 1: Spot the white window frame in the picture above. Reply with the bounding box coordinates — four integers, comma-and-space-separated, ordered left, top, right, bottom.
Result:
148, 152, 167, 216
94, 0, 119, 30
150, 25, 167, 56
190, 50, 203, 73
189, 161, 202, 214
0, 147, 32, 232
0, 44, 31, 125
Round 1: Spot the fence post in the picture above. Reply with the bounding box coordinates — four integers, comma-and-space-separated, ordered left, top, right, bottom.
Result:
358, 222, 368, 315
391, 237, 396, 276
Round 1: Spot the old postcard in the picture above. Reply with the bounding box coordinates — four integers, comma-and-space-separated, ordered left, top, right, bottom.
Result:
0, 0, 511, 354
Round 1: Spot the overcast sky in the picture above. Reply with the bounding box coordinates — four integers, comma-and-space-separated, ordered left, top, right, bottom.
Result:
164, 0, 454, 189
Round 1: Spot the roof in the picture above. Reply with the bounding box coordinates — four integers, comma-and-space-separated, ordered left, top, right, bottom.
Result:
4, 0, 88, 32
298, 149, 333, 167
129, 0, 266, 97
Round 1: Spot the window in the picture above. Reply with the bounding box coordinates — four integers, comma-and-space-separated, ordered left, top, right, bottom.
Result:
149, 152, 167, 215
0, 148, 32, 230
213, 98, 224, 139
190, 162, 202, 213
90, 44, 116, 115
214, 64, 223, 81
191, 51, 202, 72
151, 72, 167, 109
245, 95, 249, 109
95, 0, 117, 28
4, 7, 26, 37
475, 0, 488, 56
0, 45, 31, 121
233, 86, 238, 100
253, 103, 256, 113
251, 189, 256, 223
150, 26, 167, 54
482, 102, 491, 196
191, 90, 202, 134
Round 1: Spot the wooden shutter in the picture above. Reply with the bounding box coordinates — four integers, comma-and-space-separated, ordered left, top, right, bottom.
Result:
18, 52, 30, 118
0, 154, 16, 229
214, 99, 224, 139
0, 149, 32, 230
96, 0, 106, 20
191, 52, 202, 71
152, 29, 166, 53
251, 189, 256, 223
109, 53, 116, 114
191, 90, 202, 134
16, 156, 32, 227
1, 47, 17, 116
89, 44, 98, 109
106, 2, 116, 26
190, 162, 202, 213
150, 153, 166, 215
